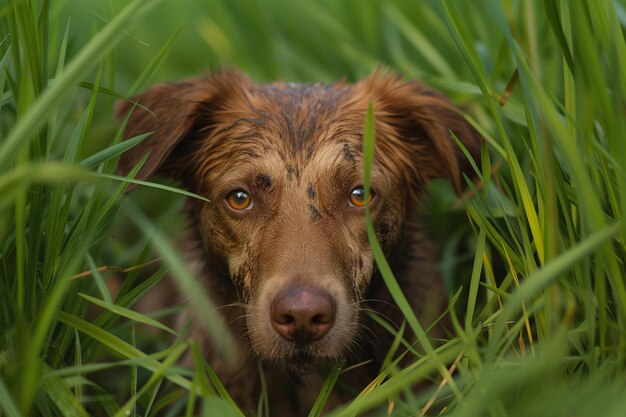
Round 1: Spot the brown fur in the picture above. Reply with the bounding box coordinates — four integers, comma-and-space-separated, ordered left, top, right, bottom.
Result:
117, 69, 481, 416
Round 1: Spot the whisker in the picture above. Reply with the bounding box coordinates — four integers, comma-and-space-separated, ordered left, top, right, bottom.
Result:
355, 298, 398, 310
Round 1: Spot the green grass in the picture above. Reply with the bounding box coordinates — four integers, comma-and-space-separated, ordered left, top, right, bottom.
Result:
1, 0, 626, 416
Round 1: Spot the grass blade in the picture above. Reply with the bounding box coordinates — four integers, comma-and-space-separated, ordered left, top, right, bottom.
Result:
307, 364, 342, 417
0, 378, 23, 417
0, 0, 162, 166
79, 293, 177, 335
80, 133, 152, 169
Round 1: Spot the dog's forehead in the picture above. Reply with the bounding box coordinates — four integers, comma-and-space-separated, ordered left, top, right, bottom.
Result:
254, 81, 351, 107
211, 82, 363, 159
248, 81, 360, 148
194, 81, 370, 193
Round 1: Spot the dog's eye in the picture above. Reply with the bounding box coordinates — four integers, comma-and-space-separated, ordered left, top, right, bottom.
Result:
226, 189, 253, 210
348, 187, 373, 207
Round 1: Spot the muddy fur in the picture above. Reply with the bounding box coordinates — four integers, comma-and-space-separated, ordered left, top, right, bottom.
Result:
117, 69, 481, 416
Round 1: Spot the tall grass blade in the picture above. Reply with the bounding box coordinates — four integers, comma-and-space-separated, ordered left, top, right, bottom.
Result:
0, 0, 162, 166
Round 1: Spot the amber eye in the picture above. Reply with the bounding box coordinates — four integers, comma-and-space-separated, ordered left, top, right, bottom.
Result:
226, 189, 253, 210
349, 187, 372, 207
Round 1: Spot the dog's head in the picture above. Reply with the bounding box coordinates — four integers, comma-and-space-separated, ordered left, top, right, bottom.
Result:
117, 70, 481, 372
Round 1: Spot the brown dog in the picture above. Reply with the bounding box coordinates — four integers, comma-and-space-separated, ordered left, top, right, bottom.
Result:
117, 69, 480, 415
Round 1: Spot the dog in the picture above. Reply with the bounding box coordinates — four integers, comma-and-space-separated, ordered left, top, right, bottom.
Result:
116, 69, 481, 416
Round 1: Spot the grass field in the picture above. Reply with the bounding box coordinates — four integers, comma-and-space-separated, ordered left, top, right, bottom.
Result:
1, 1, 626, 416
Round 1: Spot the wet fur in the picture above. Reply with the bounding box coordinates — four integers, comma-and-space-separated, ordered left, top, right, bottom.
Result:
117, 70, 481, 416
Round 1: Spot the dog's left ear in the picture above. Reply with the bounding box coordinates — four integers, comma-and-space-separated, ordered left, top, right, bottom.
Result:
358, 72, 482, 195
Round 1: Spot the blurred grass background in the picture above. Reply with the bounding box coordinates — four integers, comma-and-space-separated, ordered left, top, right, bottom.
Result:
1, 0, 626, 416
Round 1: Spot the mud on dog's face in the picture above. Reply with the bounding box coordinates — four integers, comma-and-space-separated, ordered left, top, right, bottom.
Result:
117, 70, 480, 372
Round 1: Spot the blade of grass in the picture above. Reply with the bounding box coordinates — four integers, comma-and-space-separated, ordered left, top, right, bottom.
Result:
190, 340, 216, 397
0, 0, 162, 166
129, 24, 184, 95
464, 227, 486, 333
56, 312, 194, 391
89, 172, 210, 202
39, 368, 89, 417
0, 377, 22, 417
85, 253, 113, 304
200, 351, 244, 416
307, 364, 342, 417
329, 342, 463, 417
123, 200, 236, 369
79, 293, 177, 335
362, 102, 461, 400
383, 2, 455, 78
73, 329, 83, 404
486, 219, 624, 361
92, 266, 169, 331
113, 342, 188, 417
436, 0, 546, 265
80, 133, 152, 169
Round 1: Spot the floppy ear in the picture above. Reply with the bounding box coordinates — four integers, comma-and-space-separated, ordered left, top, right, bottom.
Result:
358, 72, 482, 195
115, 70, 251, 183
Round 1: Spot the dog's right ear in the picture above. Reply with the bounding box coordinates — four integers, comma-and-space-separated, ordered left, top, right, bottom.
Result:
115, 70, 251, 184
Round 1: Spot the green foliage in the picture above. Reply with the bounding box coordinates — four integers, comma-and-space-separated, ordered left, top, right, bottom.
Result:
1, 0, 625, 416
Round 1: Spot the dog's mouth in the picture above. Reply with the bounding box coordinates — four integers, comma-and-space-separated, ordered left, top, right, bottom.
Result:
266, 345, 342, 375
249, 327, 353, 375
290, 349, 320, 375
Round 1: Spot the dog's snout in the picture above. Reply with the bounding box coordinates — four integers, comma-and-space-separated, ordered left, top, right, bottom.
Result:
270, 286, 335, 343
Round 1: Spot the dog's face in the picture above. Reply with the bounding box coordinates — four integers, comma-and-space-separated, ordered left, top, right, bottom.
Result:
117, 70, 480, 372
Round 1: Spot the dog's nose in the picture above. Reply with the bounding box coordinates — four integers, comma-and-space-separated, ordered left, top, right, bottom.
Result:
270, 286, 335, 343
